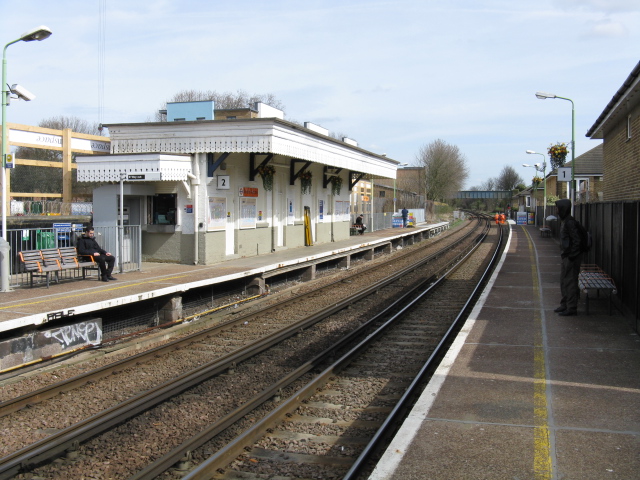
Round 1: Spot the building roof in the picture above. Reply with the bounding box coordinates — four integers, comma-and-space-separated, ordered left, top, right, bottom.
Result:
564, 143, 603, 176
586, 61, 640, 139
103, 117, 400, 178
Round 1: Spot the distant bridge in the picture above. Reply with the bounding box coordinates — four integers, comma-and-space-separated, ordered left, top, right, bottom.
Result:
456, 191, 512, 199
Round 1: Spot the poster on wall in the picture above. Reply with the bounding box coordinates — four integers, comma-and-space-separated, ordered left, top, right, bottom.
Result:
208, 197, 226, 231
240, 197, 257, 229
287, 198, 295, 225
335, 200, 348, 222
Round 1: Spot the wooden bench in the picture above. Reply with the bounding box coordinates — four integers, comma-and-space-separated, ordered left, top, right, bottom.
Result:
19, 248, 98, 288
58, 247, 98, 279
350, 224, 364, 235
579, 265, 617, 315
18, 250, 63, 288
540, 226, 552, 237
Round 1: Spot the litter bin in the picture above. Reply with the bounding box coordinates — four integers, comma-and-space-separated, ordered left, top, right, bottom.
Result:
36, 230, 56, 249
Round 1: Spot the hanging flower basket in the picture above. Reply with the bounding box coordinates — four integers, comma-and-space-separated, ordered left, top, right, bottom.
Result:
300, 170, 312, 195
330, 176, 343, 196
548, 142, 568, 171
257, 164, 276, 191
532, 176, 543, 187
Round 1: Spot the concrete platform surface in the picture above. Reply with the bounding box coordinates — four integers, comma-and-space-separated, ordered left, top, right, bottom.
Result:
369, 224, 640, 480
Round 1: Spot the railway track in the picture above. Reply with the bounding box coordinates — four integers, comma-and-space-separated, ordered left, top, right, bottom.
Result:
0, 215, 505, 479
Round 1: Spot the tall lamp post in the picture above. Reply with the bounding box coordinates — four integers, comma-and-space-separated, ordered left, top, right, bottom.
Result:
535, 91, 575, 211
525, 150, 547, 226
2, 26, 53, 292
522, 162, 540, 224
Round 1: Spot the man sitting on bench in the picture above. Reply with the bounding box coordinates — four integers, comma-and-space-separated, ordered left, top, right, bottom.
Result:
355, 214, 367, 235
77, 228, 117, 282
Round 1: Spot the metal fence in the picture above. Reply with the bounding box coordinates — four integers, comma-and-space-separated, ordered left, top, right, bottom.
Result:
10, 200, 92, 216
7, 225, 141, 288
354, 210, 430, 233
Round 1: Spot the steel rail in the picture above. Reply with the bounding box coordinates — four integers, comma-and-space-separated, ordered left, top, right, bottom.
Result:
343, 217, 505, 479
0, 220, 483, 480
181, 217, 499, 479
129, 225, 490, 480
0, 220, 478, 418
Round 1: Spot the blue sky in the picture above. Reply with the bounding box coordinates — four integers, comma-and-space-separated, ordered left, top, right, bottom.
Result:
2, 0, 639, 188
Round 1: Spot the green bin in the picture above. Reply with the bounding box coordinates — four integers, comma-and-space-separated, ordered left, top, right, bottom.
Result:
36, 230, 56, 249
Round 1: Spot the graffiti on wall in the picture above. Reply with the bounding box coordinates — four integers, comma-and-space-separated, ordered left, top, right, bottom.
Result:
43, 321, 102, 348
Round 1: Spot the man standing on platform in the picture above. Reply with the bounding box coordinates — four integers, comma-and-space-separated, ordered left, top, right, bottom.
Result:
77, 228, 117, 282
401, 207, 409, 228
554, 199, 582, 316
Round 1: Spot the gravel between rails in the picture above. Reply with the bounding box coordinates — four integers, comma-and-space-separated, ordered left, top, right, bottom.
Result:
2, 221, 479, 478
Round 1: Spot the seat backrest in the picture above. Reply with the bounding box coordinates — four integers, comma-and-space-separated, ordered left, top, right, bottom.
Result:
58, 247, 79, 266
40, 248, 62, 268
19, 250, 43, 272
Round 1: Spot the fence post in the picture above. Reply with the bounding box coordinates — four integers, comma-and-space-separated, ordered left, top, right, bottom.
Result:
62, 128, 73, 204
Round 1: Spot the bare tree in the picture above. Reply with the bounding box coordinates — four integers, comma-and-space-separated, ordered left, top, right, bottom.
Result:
416, 139, 469, 202
155, 89, 286, 121
496, 165, 523, 192
480, 177, 497, 191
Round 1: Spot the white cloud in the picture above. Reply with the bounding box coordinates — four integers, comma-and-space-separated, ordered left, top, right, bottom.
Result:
586, 19, 629, 37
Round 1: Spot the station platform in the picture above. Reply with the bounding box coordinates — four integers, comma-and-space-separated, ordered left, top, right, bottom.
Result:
370, 224, 640, 480
0, 222, 448, 336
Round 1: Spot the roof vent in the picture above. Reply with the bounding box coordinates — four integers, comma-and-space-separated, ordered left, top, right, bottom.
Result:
304, 122, 329, 136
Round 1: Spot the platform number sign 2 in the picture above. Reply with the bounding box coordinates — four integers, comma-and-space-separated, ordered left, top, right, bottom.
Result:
557, 167, 571, 182
217, 175, 230, 189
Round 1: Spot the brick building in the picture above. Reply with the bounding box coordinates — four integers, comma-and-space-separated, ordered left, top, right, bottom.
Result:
587, 61, 640, 201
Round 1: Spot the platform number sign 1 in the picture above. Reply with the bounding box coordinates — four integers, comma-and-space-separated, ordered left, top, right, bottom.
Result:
217, 175, 230, 189
557, 167, 571, 182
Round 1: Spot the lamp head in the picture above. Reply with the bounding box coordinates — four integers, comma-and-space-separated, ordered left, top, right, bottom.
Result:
534, 163, 541, 168
19, 26, 52, 42
10, 84, 35, 101
522, 164, 531, 167
535, 91, 556, 100
526, 150, 536, 154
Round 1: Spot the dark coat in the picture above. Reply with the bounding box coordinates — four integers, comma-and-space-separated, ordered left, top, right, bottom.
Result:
77, 234, 107, 257
555, 199, 582, 260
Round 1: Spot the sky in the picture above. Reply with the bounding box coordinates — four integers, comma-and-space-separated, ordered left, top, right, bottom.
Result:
2, 0, 639, 189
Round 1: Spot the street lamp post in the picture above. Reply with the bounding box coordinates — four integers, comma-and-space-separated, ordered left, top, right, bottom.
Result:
2, 26, 53, 292
525, 150, 547, 226
522, 162, 540, 224
535, 91, 575, 211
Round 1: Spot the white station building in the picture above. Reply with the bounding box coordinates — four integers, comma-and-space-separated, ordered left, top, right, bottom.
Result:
76, 101, 399, 265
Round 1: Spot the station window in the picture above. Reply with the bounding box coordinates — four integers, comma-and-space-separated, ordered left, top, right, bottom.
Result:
148, 194, 176, 225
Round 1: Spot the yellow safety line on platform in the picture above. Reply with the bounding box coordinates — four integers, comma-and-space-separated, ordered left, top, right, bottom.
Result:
522, 226, 553, 479
0, 274, 191, 310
